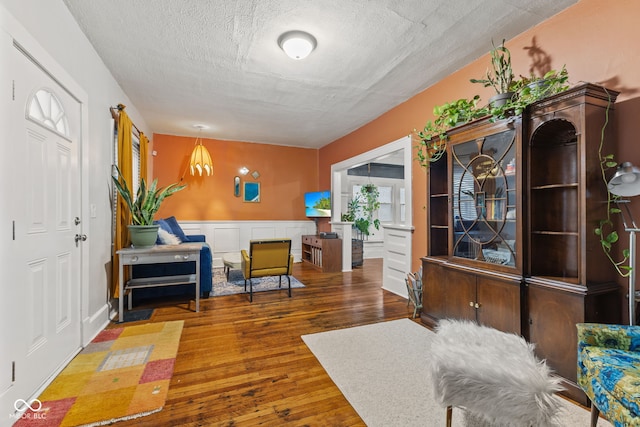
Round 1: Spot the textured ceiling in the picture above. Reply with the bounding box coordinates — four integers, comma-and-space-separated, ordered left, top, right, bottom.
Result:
63, 0, 577, 148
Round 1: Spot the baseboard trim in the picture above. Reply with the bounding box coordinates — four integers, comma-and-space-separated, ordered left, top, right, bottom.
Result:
82, 303, 110, 346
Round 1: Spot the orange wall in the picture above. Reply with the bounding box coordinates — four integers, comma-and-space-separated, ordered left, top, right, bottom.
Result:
318, 0, 640, 272
152, 134, 318, 221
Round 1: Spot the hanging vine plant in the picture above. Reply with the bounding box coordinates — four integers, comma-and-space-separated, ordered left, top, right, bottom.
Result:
594, 87, 631, 277
341, 184, 381, 237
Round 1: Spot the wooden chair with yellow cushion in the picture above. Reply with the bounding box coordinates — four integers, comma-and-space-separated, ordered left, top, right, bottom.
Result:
241, 239, 294, 302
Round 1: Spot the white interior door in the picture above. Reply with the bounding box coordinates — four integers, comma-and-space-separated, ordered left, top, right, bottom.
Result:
1, 38, 82, 416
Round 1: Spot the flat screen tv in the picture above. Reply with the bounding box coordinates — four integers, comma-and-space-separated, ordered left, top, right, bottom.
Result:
305, 190, 331, 218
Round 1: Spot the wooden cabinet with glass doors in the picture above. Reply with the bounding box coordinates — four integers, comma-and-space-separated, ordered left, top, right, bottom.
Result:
421, 83, 621, 405
422, 116, 524, 335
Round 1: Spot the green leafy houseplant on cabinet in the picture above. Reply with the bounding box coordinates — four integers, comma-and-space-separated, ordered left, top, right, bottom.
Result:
490, 66, 570, 120
112, 166, 187, 247
415, 96, 487, 167
415, 39, 572, 167
470, 39, 515, 103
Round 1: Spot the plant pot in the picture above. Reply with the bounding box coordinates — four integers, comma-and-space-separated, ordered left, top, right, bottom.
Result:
525, 79, 554, 100
128, 225, 159, 248
526, 79, 549, 91
425, 140, 446, 162
489, 91, 515, 108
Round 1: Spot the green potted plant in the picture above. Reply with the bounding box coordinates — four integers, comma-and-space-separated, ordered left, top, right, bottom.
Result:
433, 96, 486, 128
491, 66, 570, 119
341, 196, 360, 223
112, 166, 187, 247
415, 96, 487, 167
470, 39, 515, 107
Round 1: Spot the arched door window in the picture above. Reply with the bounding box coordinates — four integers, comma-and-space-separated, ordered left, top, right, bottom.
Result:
27, 88, 69, 138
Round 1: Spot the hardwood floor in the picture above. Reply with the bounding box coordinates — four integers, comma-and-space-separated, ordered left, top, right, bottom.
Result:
111, 258, 414, 426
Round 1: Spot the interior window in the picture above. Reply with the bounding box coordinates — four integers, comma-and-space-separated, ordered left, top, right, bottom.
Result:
111, 120, 141, 242
377, 185, 393, 222
112, 125, 141, 193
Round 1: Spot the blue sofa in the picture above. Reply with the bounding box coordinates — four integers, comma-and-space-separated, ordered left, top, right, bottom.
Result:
131, 216, 212, 303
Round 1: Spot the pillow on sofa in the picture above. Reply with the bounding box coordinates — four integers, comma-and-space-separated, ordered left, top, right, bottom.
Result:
157, 228, 181, 245
154, 219, 174, 244
164, 216, 189, 242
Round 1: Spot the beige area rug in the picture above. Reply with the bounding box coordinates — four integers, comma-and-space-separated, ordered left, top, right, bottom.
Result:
302, 319, 613, 427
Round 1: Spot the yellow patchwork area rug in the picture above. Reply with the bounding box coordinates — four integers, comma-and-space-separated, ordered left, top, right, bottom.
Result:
15, 321, 183, 427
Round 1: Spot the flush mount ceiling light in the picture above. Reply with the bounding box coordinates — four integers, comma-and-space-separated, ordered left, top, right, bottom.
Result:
189, 124, 213, 176
278, 30, 317, 60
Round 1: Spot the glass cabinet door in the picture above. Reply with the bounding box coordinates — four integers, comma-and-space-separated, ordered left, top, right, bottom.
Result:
451, 128, 517, 267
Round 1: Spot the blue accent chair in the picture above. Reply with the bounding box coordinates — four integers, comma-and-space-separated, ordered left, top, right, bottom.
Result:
577, 323, 640, 427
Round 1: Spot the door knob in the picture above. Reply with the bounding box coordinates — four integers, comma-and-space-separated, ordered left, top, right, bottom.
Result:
75, 234, 87, 246
74, 216, 81, 225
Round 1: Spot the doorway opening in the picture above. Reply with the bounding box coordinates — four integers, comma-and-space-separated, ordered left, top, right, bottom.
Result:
330, 136, 413, 296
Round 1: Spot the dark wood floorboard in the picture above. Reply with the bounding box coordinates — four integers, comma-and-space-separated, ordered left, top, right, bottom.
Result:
109, 258, 416, 426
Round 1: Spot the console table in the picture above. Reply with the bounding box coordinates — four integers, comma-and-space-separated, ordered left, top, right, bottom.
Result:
117, 243, 202, 322
301, 235, 342, 272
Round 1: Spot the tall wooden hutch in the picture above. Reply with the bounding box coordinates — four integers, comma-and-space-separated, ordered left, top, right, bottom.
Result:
421, 83, 620, 403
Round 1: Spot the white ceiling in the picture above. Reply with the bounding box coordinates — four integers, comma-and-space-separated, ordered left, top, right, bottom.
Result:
63, 0, 577, 149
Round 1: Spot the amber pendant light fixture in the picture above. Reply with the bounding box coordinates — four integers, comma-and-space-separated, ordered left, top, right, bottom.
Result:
189, 124, 213, 176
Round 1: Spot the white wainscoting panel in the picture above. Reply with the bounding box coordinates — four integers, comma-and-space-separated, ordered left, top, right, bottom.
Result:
251, 227, 276, 240
213, 227, 241, 253
178, 220, 316, 268
381, 224, 414, 297
285, 226, 311, 259
180, 223, 203, 235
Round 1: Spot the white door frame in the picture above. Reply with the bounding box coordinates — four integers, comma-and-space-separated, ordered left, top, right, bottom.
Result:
330, 135, 413, 292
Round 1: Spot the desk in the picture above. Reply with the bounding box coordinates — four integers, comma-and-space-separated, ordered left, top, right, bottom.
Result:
117, 243, 202, 323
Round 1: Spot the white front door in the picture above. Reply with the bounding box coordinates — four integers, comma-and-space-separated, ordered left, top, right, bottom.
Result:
1, 36, 82, 417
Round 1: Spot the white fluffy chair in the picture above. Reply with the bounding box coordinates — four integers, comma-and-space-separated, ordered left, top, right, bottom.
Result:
429, 319, 564, 427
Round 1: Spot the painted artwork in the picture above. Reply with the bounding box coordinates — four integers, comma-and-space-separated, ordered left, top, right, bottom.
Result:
244, 182, 260, 202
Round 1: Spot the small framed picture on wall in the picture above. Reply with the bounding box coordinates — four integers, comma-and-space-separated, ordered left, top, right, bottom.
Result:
244, 182, 260, 202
